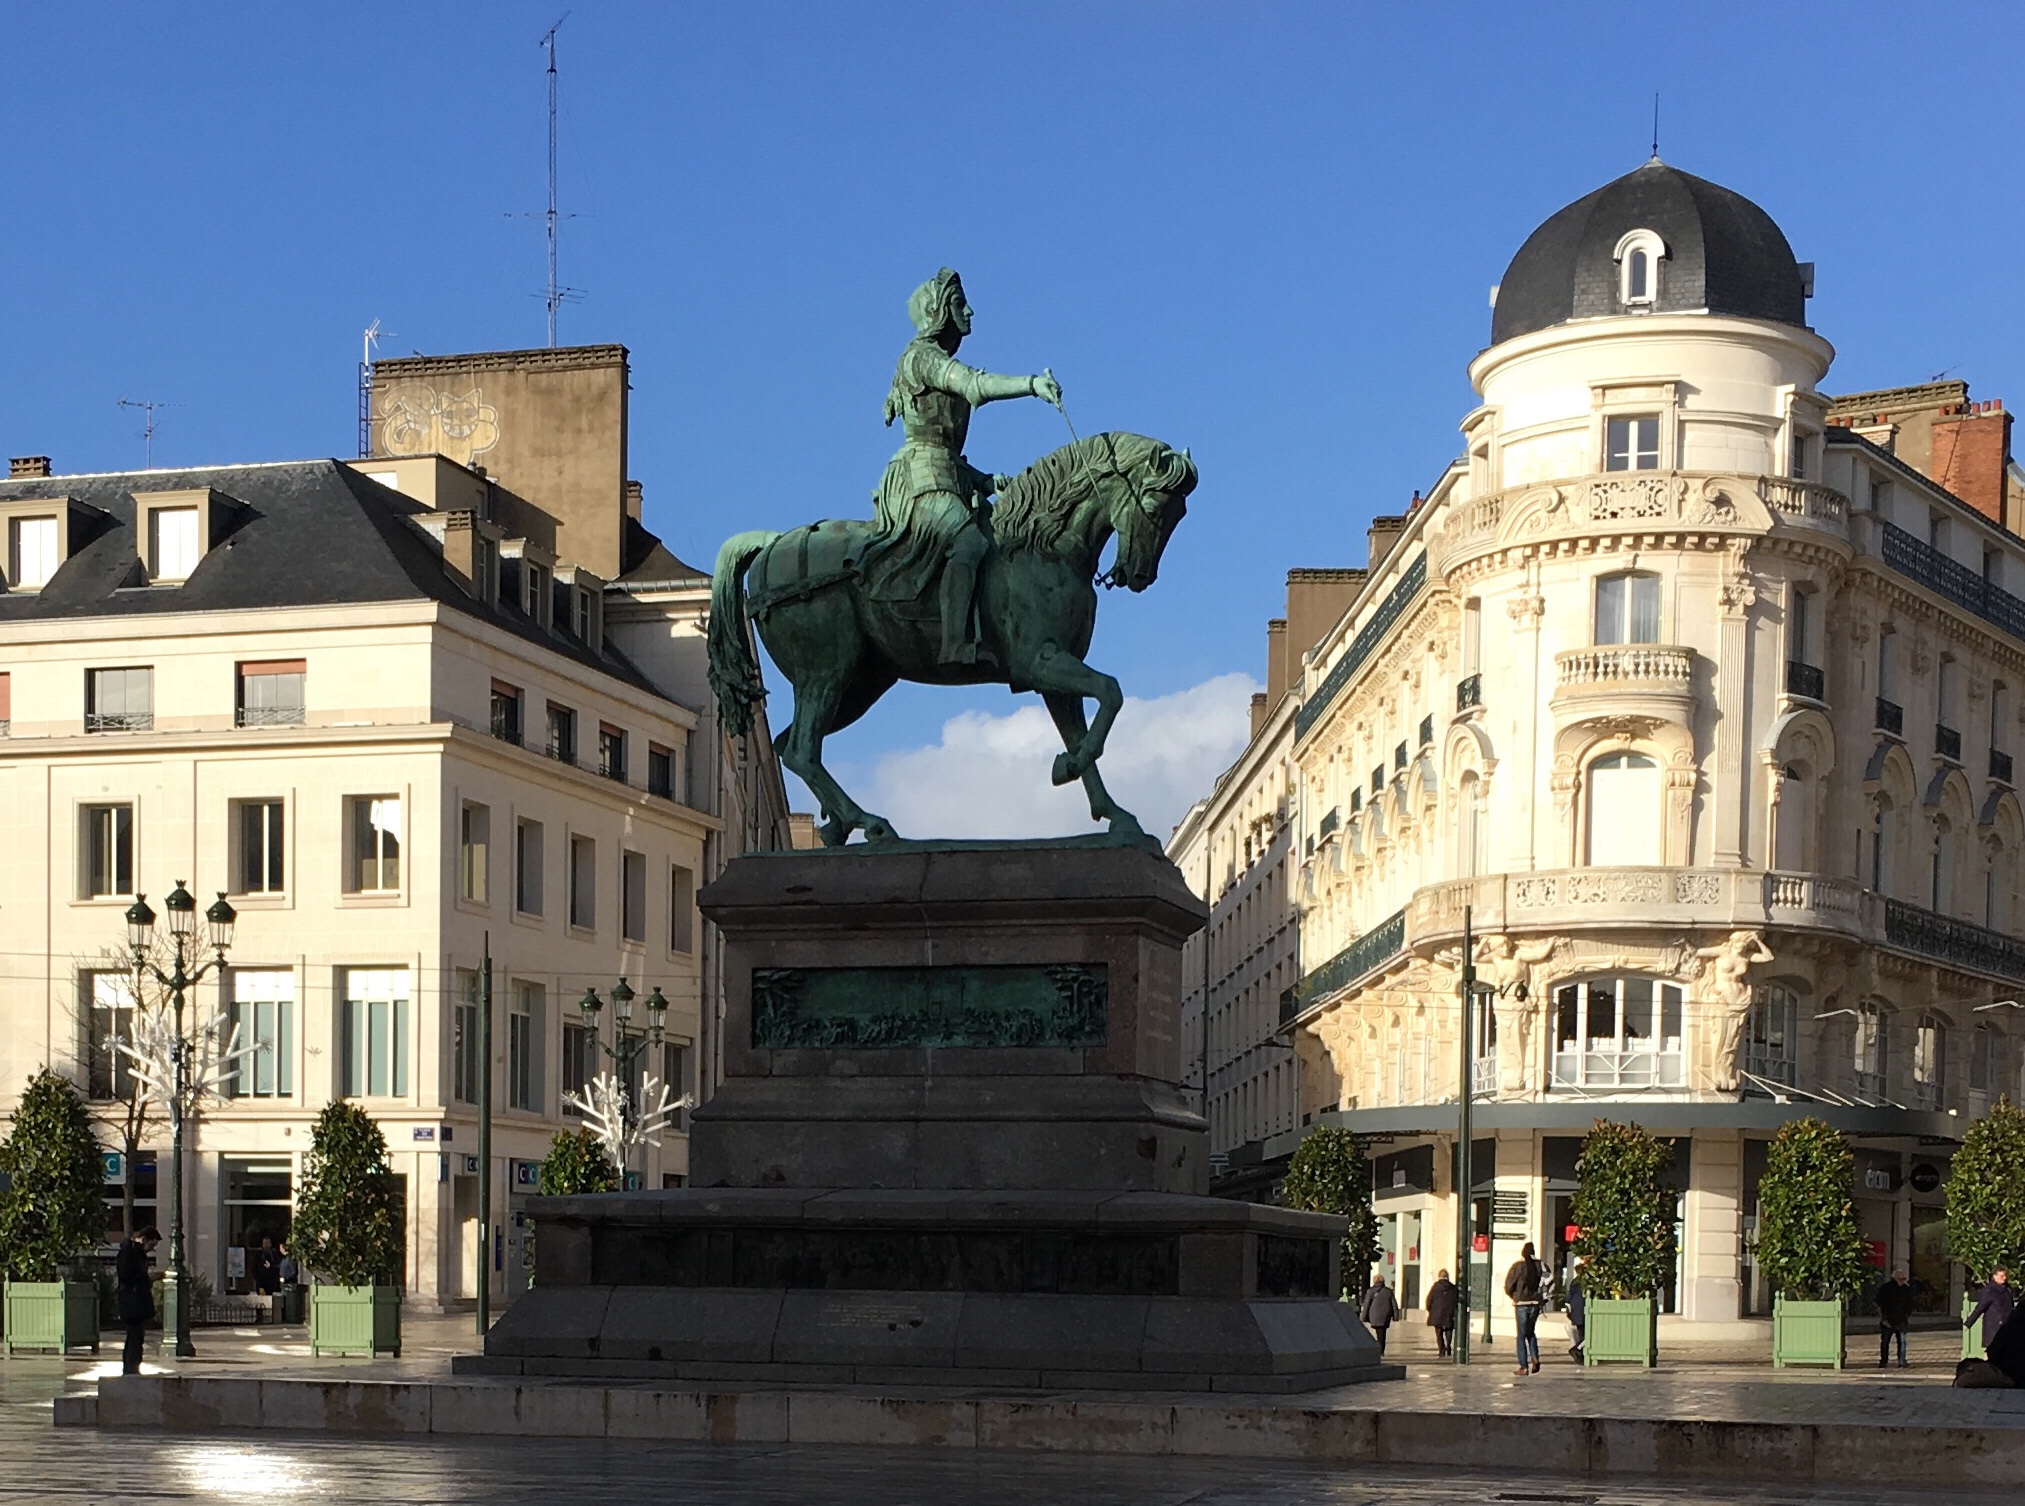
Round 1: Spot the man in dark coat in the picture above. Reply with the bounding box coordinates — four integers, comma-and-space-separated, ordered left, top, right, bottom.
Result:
1966, 1267, 2015, 1354
1505, 1241, 1547, 1374
1874, 1267, 1915, 1368
251, 1236, 281, 1298
115, 1227, 161, 1375
1359, 1273, 1400, 1357
1425, 1268, 1459, 1358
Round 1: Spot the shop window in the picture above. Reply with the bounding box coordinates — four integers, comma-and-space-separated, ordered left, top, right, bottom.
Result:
1853, 1003, 1889, 1098
1912, 1013, 1946, 1109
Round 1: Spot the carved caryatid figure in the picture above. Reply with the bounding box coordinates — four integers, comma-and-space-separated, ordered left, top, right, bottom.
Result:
1477, 934, 1560, 1094
1695, 930, 1776, 1091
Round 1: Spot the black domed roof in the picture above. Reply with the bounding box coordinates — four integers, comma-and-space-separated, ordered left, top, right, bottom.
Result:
1490, 160, 1807, 346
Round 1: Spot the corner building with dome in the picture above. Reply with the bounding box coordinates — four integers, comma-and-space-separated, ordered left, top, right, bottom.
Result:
1171, 159, 2025, 1332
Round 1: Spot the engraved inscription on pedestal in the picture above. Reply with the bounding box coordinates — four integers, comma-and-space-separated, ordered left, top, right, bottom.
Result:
751, 963, 1107, 1049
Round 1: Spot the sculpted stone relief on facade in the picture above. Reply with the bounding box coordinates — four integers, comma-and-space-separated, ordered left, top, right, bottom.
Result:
1689, 930, 1777, 1092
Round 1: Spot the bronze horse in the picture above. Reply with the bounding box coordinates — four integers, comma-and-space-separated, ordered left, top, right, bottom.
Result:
708, 432, 1196, 846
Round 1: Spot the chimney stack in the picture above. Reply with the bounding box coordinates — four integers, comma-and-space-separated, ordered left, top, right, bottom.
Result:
1367, 515, 1408, 570
625, 480, 644, 520
10, 456, 51, 478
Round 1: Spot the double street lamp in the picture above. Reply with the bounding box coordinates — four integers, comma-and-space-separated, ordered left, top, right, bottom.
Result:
124, 880, 235, 1359
575, 979, 671, 1185
1453, 905, 1525, 1367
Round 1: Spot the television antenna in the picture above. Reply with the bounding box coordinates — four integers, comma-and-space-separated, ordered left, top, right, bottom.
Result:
510, 13, 583, 347
358, 319, 394, 457
116, 396, 176, 469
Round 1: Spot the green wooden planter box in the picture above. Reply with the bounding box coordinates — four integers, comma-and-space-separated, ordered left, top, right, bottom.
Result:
1772, 1296, 1845, 1368
2, 1280, 101, 1355
308, 1284, 401, 1358
1582, 1295, 1657, 1367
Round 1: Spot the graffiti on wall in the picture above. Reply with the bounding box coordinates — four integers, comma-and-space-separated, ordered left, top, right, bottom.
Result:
378, 386, 501, 467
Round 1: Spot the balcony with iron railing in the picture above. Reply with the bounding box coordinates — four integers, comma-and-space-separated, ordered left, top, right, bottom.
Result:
1936, 723, 1963, 763
1993, 748, 2014, 785
490, 701, 523, 746
1456, 673, 1482, 712
84, 712, 152, 733
235, 705, 306, 728
1875, 697, 1904, 737
1784, 659, 1824, 701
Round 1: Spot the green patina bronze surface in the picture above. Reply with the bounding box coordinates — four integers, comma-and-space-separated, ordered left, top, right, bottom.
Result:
750, 964, 1107, 1050
706, 269, 1198, 849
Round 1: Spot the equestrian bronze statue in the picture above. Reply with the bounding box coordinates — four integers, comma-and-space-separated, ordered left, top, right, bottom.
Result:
708, 269, 1197, 847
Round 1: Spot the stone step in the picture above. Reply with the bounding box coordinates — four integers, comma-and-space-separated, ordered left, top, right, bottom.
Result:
77, 1372, 2025, 1488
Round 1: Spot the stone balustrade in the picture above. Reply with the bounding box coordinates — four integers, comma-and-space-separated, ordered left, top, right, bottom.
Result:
1554, 644, 1695, 689
1434, 469, 1853, 571
1401, 866, 2025, 986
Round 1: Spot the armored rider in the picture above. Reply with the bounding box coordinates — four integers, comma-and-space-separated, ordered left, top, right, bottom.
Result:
873, 268, 1062, 667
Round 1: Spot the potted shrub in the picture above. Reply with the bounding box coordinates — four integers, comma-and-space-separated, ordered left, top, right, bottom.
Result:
0, 1070, 108, 1355
1946, 1097, 2025, 1361
1571, 1119, 1675, 1367
1280, 1126, 1380, 1301
1756, 1118, 1870, 1368
292, 1102, 403, 1358
537, 1128, 619, 1196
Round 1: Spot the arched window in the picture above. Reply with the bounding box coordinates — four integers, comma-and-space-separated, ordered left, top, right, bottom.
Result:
1594, 572, 1662, 644
1871, 796, 1896, 896
1747, 984, 1798, 1087
1913, 1013, 1947, 1109
1586, 753, 1661, 866
1774, 763, 1809, 871
1853, 1002, 1889, 1098
1970, 1024, 1999, 1097
1614, 229, 1666, 309
1551, 976, 1685, 1089
1459, 771, 1486, 877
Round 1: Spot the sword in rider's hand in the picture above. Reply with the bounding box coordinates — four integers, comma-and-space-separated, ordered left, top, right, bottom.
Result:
1041, 368, 1124, 590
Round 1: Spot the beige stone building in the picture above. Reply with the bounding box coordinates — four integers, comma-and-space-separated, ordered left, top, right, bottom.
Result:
1174, 160, 2025, 1330
0, 344, 792, 1310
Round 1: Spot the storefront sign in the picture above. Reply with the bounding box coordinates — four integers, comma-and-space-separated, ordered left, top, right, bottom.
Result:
511, 1158, 543, 1189
1865, 1239, 1889, 1268
101, 1151, 125, 1186
1472, 1233, 1489, 1253
1909, 1163, 1941, 1194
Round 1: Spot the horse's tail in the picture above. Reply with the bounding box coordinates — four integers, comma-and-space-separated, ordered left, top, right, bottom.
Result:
707, 530, 780, 739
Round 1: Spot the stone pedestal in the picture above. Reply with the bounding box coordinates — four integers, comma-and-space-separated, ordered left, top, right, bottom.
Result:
471, 842, 1398, 1391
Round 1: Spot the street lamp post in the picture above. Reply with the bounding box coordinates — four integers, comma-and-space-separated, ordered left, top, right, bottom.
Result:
125, 880, 235, 1360
1454, 906, 1527, 1366
576, 981, 669, 1186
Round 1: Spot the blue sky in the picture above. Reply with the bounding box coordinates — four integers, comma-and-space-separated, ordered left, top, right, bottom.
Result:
7, 4, 2023, 835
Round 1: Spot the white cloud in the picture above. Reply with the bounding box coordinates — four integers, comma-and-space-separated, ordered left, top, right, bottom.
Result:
845, 672, 1261, 842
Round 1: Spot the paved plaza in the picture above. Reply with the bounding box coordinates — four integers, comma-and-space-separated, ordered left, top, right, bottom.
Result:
4, 1314, 2015, 1501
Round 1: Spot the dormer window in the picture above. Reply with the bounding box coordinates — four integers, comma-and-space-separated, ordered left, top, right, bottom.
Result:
1613, 229, 1667, 310
6, 515, 59, 589
149, 507, 200, 580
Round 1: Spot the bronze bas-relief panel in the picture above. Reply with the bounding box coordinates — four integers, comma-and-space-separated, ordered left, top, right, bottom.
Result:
750, 963, 1107, 1050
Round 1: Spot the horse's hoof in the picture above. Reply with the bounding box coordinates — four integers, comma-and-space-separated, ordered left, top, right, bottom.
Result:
1051, 752, 1079, 787
819, 817, 852, 847
861, 815, 901, 843
1107, 813, 1149, 843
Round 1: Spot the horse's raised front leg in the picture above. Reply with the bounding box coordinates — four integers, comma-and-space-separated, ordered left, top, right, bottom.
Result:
1042, 692, 1147, 843
774, 676, 898, 845
1024, 643, 1124, 787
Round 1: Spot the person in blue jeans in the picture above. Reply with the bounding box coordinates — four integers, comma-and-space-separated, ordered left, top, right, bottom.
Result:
1505, 1241, 1546, 1374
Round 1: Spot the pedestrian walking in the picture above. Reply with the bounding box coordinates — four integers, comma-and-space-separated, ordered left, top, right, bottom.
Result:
277, 1243, 300, 1288
115, 1226, 161, 1376
1565, 1260, 1587, 1364
251, 1235, 281, 1298
1505, 1241, 1546, 1375
1425, 1267, 1459, 1358
1359, 1273, 1400, 1357
1874, 1267, 1915, 1368
1966, 1267, 2014, 1355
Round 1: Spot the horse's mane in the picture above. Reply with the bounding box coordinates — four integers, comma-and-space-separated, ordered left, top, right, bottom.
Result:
992, 434, 1126, 555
